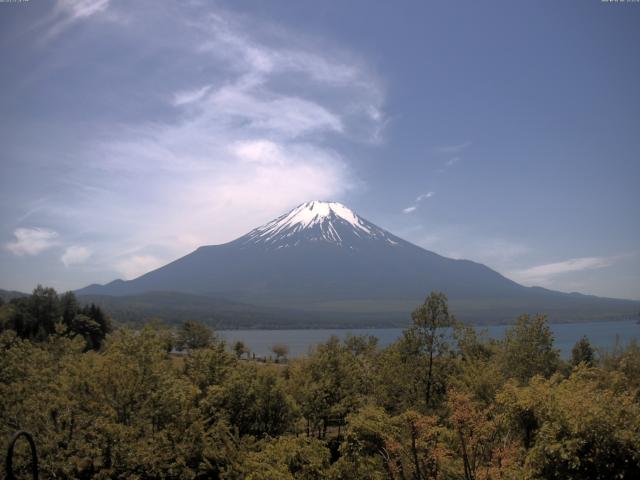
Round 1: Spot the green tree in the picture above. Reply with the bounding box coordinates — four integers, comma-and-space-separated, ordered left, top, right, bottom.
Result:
571, 336, 595, 367
176, 320, 213, 350
68, 314, 102, 350
243, 436, 331, 480
407, 291, 454, 408
272, 343, 290, 362
29, 285, 61, 338
600, 339, 640, 390
290, 336, 367, 438
205, 363, 297, 437
0, 288, 111, 350
233, 340, 249, 359
497, 367, 640, 479
59, 291, 79, 326
498, 314, 559, 384
332, 405, 393, 479
336, 405, 445, 480
184, 341, 235, 393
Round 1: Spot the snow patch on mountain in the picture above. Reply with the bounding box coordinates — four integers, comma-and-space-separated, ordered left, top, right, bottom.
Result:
240, 201, 399, 248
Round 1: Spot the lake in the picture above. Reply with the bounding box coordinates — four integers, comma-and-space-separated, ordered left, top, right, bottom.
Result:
219, 319, 640, 358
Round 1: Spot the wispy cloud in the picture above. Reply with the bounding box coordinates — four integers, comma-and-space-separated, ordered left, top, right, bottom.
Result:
61, 245, 92, 267
172, 85, 212, 106
30, 4, 385, 279
509, 256, 617, 286
435, 142, 470, 154
39, 0, 112, 40
434, 142, 468, 171
402, 191, 435, 214
5, 228, 59, 256
58, 0, 110, 19
416, 192, 435, 202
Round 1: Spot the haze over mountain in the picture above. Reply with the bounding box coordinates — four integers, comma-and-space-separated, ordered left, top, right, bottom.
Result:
76, 202, 639, 327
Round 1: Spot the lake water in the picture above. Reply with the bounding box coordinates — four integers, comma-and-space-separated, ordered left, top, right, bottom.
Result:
219, 319, 640, 359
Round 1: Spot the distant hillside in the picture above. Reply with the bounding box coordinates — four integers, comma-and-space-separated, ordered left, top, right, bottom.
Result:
77, 201, 640, 327
0, 288, 29, 302
76, 291, 413, 329
76, 290, 640, 330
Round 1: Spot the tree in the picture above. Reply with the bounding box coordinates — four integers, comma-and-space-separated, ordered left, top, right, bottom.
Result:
243, 437, 330, 480
233, 340, 249, 359
497, 367, 640, 479
571, 336, 595, 367
66, 300, 112, 351
184, 341, 235, 392
0, 288, 111, 350
68, 314, 102, 350
29, 285, 61, 338
272, 343, 289, 362
498, 314, 559, 384
176, 320, 213, 350
336, 405, 444, 480
204, 364, 297, 437
59, 291, 79, 326
0, 326, 226, 479
448, 389, 521, 480
345, 334, 378, 356
599, 339, 640, 390
289, 336, 366, 438
407, 292, 454, 408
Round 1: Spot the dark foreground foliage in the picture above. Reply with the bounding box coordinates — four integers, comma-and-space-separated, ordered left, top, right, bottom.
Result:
0, 286, 111, 351
1, 291, 639, 479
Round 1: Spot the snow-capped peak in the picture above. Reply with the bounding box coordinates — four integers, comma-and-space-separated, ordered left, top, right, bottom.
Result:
268, 201, 371, 234
240, 201, 399, 249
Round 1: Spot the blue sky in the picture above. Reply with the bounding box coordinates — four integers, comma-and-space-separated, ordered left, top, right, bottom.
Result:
1, 0, 638, 299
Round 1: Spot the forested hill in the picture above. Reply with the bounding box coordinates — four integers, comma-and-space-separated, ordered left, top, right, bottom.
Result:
1, 291, 639, 478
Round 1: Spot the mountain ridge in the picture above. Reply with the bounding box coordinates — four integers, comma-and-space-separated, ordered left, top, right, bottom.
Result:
76, 201, 640, 325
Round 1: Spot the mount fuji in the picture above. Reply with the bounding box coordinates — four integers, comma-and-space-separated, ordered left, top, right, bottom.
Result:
77, 201, 639, 327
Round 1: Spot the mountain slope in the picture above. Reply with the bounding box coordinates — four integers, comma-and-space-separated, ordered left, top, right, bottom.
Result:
0, 288, 29, 303
77, 201, 639, 325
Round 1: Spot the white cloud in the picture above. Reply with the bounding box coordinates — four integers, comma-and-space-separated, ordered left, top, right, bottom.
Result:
57, 0, 110, 20
194, 13, 384, 142
416, 192, 435, 202
10, 4, 385, 283
172, 85, 212, 106
40, 0, 112, 39
434, 143, 467, 171
231, 139, 286, 165
61, 245, 92, 267
402, 192, 435, 214
510, 256, 616, 285
5, 228, 59, 256
436, 142, 469, 154
207, 83, 343, 137
39, 6, 381, 276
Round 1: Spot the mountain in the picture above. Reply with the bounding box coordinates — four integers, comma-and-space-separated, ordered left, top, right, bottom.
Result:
0, 288, 29, 303
77, 201, 640, 326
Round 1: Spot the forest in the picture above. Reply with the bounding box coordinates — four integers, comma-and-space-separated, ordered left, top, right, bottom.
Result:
1, 287, 639, 479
